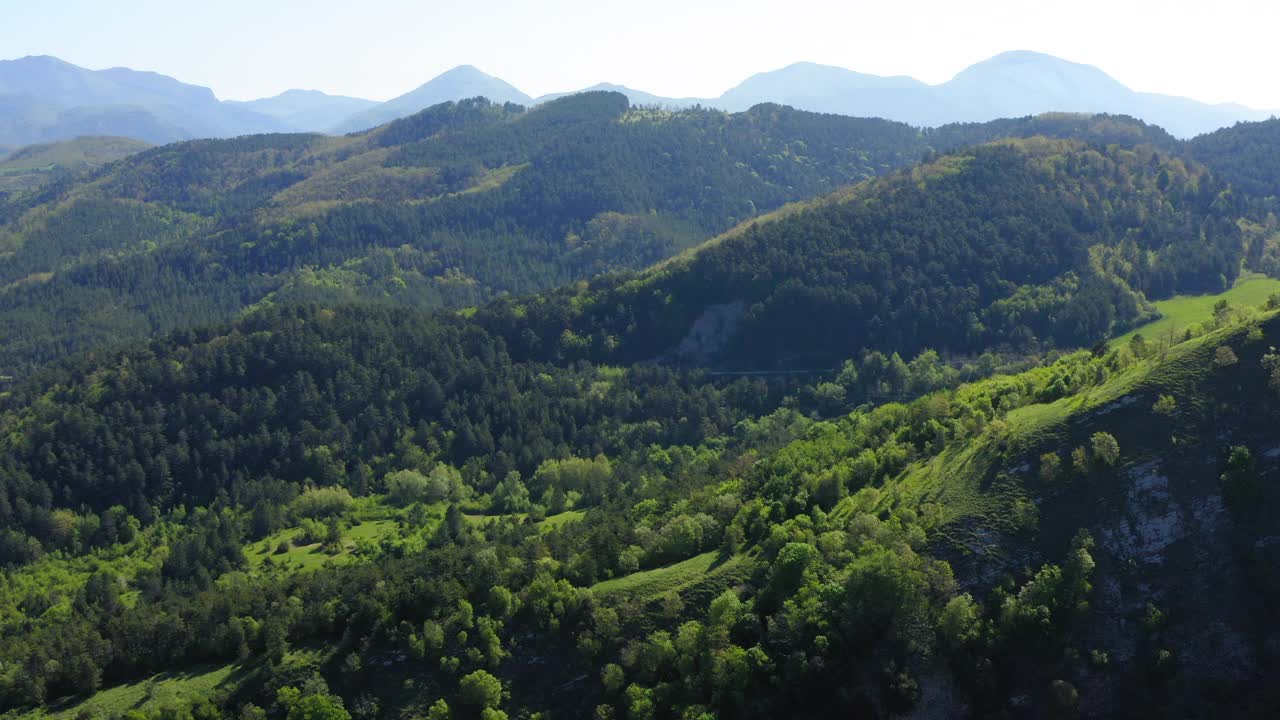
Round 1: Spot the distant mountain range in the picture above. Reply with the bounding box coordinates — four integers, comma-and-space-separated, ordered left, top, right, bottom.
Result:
0, 55, 285, 145
717, 52, 1272, 139
0, 51, 1274, 147
226, 89, 377, 133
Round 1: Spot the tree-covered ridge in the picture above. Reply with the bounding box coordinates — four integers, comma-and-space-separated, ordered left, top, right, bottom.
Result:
928, 111, 1180, 153
3, 284, 1278, 717
0, 99, 1230, 379
5, 84, 1280, 720
0, 304, 774, 531
0, 136, 150, 199
1188, 118, 1280, 201
0, 93, 951, 377
477, 138, 1247, 370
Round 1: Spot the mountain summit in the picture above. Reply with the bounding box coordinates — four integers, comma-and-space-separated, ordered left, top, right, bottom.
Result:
331, 65, 533, 133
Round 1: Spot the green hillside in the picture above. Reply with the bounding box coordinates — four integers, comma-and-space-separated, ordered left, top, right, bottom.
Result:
1111, 273, 1280, 346
0, 136, 149, 197
1189, 117, 1280, 200
0, 104, 1208, 379
3, 112, 1280, 719
478, 137, 1245, 370
0, 93, 942, 376
4, 281, 1276, 717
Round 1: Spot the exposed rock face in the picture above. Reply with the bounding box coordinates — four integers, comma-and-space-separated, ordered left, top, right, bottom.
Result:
1099, 462, 1186, 566
656, 301, 745, 366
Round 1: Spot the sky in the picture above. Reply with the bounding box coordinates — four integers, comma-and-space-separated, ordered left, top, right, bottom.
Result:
2, 0, 1279, 109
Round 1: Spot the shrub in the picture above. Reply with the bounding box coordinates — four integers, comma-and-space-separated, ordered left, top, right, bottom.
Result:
937, 594, 980, 651
491, 472, 532, 513
1050, 679, 1079, 708
296, 518, 328, 545
1039, 452, 1062, 483
459, 670, 503, 710
1220, 445, 1260, 511
1071, 446, 1090, 476
425, 699, 450, 720
1090, 432, 1120, 466
385, 465, 462, 505
290, 487, 354, 519
1011, 498, 1040, 533
601, 663, 625, 694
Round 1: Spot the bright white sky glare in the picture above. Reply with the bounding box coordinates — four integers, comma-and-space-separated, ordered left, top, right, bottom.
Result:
3, 0, 1278, 109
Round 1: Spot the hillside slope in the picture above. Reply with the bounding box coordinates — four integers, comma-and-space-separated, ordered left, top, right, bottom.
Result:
0, 136, 149, 197
0, 109, 1252, 380
1189, 118, 1280, 200
1, 274, 1277, 717
0, 93, 942, 376
884, 304, 1280, 716
479, 138, 1248, 370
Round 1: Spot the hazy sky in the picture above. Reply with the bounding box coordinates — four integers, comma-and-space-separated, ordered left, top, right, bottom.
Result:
3, 0, 1278, 108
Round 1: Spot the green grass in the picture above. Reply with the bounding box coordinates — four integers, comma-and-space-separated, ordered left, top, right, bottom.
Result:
245, 518, 400, 573
0, 137, 150, 194
454, 163, 527, 196
889, 307, 1280, 551
463, 509, 586, 533
0, 137, 149, 172
26, 661, 251, 719
537, 509, 586, 531
0, 533, 165, 636
1111, 274, 1280, 347
590, 551, 747, 601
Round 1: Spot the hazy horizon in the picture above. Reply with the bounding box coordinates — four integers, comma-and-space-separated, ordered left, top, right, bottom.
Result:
4, 0, 1279, 109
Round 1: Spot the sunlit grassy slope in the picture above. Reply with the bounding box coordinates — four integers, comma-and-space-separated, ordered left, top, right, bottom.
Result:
243, 518, 401, 573
1111, 274, 1280, 347
23, 661, 251, 719
891, 307, 1279, 552
590, 551, 750, 601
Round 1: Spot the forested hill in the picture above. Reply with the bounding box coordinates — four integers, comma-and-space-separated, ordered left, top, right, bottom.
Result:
476, 138, 1248, 369
0, 136, 150, 198
0, 93, 937, 376
3, 231, 1280, 716
0, 124, 1243, 535
1188, 118, 1280, 200
2, 110, 1280, 717
0, 98, 1190, 378
0, 137, 1257, 553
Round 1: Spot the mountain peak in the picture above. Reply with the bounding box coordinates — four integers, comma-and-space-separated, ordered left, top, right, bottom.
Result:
6, 54, 77, 68
717, 60, 928, 114
440, 64, 485, 75
939, 50, 1134, 122
275, 88, 330, 98
957, 48, 1126, 81
982, 49, 1071, 65
332, 65, 532, 133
